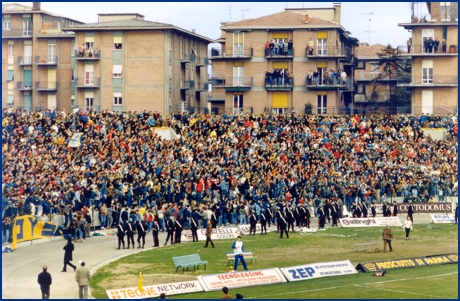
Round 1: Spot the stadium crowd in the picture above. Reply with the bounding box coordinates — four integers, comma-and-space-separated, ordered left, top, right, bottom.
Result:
1, 108, 458, 244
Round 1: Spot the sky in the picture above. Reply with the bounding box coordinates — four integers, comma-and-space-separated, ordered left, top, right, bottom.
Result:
7, 2, 430, 48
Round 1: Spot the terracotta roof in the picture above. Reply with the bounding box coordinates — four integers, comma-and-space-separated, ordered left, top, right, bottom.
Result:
221, 10, 339, 28
355, 43, 388, 57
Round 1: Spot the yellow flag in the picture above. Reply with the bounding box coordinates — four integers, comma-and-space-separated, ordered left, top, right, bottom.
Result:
138, 272, 143, 292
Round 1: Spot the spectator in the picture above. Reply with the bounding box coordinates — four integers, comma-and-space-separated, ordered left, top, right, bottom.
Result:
221, 286, 232, 299
75, 261, 91, 299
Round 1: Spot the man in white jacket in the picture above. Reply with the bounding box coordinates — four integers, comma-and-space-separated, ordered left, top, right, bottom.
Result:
232, 236, 248, 272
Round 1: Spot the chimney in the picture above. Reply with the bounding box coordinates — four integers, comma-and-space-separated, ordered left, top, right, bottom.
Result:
305, 15, 309, 24
333, 3, 341, 24
32, 2, 41, 11
192, 29, 196, 33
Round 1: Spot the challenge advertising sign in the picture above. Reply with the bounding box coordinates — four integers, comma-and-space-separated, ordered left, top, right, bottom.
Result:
280, 260, 358, 282
430, 214, 456, 223
181, 227, 240, 242
106, 280, 203, 299
341, 217, 402, 227
197, 268, 287, 291
356, 254, 458, 272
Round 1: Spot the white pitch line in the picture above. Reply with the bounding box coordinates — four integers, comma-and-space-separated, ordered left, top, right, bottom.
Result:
353, 284, 445, 299
252, 271, 458, 299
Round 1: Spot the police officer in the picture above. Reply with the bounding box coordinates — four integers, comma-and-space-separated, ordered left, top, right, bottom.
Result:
382, 201, 388, 217
174, 218, 183, 244
392, 201, 399, 216
190, 217, 199, 242
152, 219, 160, 248
361, 200, 368, 218
304, 204, 311, 228
277, 211, 289, 238
265, 204, 273, 228
259, 211, 267, 234
371, 202, 376, 217
285, 205, 295, 233
126, 219, 135, 249
407, 201, 414, 223
164, 216, 175, 245
248, 210, 258, 235
331, 202, 339, 227
136, 220, 147, 249
116, 223, 126, 250
318, 204, 326, 229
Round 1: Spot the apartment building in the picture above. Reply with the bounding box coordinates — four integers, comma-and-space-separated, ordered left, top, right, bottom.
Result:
64, 14, 213, 114
397, 2, 458, 114
209, 3, 362, 115
2, 2, 83, 112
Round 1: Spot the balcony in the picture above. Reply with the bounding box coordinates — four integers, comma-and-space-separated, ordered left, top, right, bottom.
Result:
305, 46, 346, 58
265, 78, 294, 91
355, 72, 396, 82
208, 91, 226, 102
181, 54, 191, 64
17, 81, 33, 91
2, 27, 33, 39
397, 45, 458, 56
75, 49, 100, 60
213, 77, 253, 92
194, 82, 209, 91
35, 56, 58, 65
397, 75, 458, 87
305, 76, 346, 90
75, 77, 101, 88
195, 57, 209, 67
17, 56, 33, 65
180, 80, 190, 90
265, 48, 294, 59
35, 81, 58, 91
210, 47, 253, 60
410, 13, 458, 23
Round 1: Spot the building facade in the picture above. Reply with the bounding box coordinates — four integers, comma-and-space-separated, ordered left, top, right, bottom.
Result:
2, 2, 83, 112
209, 4, 361, 115
65, 15, 213, 114
397, 2, 458, 114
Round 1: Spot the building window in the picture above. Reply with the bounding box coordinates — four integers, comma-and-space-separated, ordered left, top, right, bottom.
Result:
440, 2, 452, 21
317, 39, 327, 55
114, 43, 122, 50
85, 72, 94, 85
4, 20, 10, 30
8, 45, 13, 57
70, 97, 75, 107
71, 69, 75, 82
233, 66, 244, 86
6, 70, 14, 82
71, 44, 75, 56
233, 94, 243, 115
113, 65, 122, 78
233, 32, 244, 56
23, 20, 32, 36
317, 95, 327, 114
84, 98, 93, 111
422, 67, 433, 84
48, 44, 56, 63
113, 93, 122, 106
370, 62, 379, 73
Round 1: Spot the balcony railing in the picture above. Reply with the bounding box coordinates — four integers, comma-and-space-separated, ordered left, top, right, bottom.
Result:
411, 13, 458, 23
265, 77, 294, 91
75, 49, 100, 59
194, 82, 209, 91
35, 81, 58, 91
17, 56, 33, 65
213, 77, 253, 88
208, 91, 226, 101
180, 80, 190, 89
17, 81, 33, 91
355, 72, 395, 81
195, 57, 209, 66
265, 48, 294, 57
181, 54, 191, 63
305, 46, 346, 57
2, 27, 33, 38
397, 45, 457, 55
35, 56, 58, 65
188, 106, 253, 115
397, 75, 458, 86
75, 77, 101, 87
305, 76, 347, 87
210, 47, 253, 58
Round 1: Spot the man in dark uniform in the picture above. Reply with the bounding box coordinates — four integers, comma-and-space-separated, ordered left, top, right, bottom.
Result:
407, 201, 414, 223
324, 200, 332, 223
371, 202, 376, 217
455, 203, 458, 224
354, 203, 362, 218
211, 209, 218, 229
285, 206, 295, 233
152, 220, 160, 247
116, 223, 126, 250
382, 225, 393, 253
121, 207, 129, 227
382, 201, 388, 217
190, 217, 199, 242
174, 218, 183, 244
361, 200, 368, 218
62, 238, 76, 272
259, 211, 267, 234
318, 205, 326, 229
248, 210, 257, 235
295, 204, 302, 228
277, 211, 289, 238
126, 220, 135, 249
164, 217, 175, 245
392, 201, 398, 216
136, 219, 147, 249
351, 201, 358, 218
330, 202, 339, 227
265, 205, 273, 228
386, 204, 392, 217
299, 204, 307, 227
38, 265, 52, 299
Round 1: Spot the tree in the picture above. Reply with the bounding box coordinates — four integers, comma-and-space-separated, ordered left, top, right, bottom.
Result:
375, 44, 411, 107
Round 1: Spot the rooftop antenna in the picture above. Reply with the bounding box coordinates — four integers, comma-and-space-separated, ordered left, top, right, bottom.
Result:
364, 12, 375, 45
229, 2, 232, 21
238, 9, 249, 20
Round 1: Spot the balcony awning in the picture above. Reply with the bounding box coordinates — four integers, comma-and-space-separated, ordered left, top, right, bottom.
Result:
112, 65, 122, 74
7, 70, 14, 81
7, 95, 14, 104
